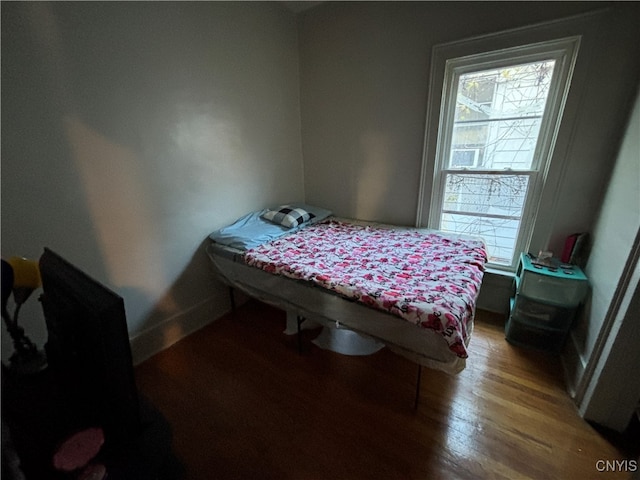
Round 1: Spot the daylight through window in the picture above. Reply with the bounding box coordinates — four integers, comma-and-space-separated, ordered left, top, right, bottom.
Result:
428, 39, 580, 269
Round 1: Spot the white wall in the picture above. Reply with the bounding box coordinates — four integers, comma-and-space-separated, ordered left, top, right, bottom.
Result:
1, 2, 303, 363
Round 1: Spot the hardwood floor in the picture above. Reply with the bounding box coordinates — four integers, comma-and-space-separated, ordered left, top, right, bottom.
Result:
135, 300, 638, 479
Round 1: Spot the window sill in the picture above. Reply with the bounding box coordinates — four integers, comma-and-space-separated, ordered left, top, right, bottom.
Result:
485, 267, 516, 278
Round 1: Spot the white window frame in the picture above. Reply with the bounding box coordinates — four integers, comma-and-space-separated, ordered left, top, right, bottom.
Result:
418, 34, 580, 271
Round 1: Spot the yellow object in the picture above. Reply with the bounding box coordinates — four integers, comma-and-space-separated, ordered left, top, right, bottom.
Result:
7, 257, 41, 289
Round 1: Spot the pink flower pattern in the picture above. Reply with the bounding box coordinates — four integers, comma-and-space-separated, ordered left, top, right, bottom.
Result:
245, 220, 487, 358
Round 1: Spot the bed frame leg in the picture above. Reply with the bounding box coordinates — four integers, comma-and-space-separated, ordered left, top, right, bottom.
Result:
229, 287, 236, 312
414, 365, 422, 410
296, 315, 305, 354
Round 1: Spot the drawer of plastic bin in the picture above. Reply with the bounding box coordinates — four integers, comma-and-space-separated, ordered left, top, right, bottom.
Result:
519, 270, 587, 306
505, 317, 566, 353
511, 296, 575, 330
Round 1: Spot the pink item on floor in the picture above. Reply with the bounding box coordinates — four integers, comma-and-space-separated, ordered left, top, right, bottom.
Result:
52, 427, 105, 473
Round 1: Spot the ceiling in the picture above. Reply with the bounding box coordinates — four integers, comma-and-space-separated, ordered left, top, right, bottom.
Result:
280, 1, 324, 13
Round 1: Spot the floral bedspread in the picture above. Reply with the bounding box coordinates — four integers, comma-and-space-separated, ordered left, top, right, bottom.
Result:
244, 220, 487, 357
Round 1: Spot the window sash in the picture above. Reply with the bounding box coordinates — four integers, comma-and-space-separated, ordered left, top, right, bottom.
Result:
438, 170, 537, 266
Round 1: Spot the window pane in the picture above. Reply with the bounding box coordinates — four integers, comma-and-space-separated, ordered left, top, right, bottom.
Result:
441, 173, 530, 266
450, 60, 555, 170
441, 213, 521, 266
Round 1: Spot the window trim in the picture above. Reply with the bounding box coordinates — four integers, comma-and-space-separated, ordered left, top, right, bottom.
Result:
417, 27, 581, 271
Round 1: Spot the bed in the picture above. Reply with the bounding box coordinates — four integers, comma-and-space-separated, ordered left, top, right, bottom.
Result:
206, 204, 487, 375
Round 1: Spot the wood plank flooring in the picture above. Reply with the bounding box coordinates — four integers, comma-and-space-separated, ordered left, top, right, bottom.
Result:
135, 300, 639, 479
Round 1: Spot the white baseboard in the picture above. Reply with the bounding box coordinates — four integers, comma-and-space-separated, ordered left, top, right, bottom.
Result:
129, 295, 230, 366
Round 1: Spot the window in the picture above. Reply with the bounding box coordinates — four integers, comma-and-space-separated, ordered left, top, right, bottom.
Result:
423, 37, 580, 270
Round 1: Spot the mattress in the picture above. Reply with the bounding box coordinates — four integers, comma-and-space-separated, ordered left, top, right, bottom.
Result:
206, 211, 487, 374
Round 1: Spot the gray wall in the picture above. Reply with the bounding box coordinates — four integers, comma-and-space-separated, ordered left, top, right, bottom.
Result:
564, 86, 640, 412
1, 2, 303, 362
298, 1, 640, 260
578, 87, 640, 371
